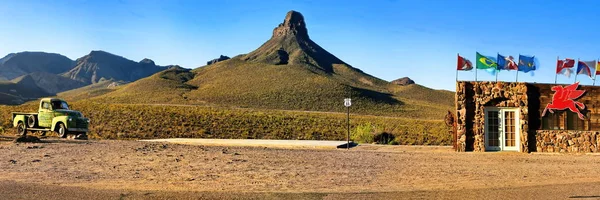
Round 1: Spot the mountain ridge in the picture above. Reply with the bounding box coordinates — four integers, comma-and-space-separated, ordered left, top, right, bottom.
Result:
77, 10, 453, 118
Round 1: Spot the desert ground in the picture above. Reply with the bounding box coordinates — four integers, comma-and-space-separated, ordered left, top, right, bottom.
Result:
1, 136, 600, 200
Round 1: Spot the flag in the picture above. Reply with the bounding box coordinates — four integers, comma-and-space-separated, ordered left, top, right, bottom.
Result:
517, 55, 536, 73
596, 61, 600, 76
476, 52, 497, 69
497, 54, 518, 70
556, 58, 575, 78
576, 60, 596, 79
457, 55, 473, 71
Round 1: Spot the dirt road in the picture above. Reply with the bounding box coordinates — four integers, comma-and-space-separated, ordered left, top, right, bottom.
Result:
1, 137, 600, 199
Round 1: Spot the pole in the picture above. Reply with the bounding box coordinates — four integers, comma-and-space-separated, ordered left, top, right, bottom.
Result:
595, 59, 598, 86
347, 106, 350, 150
475, 66, 478, 82
555, 56, 559, 84
495, 70, 498, 82
516, 70, 519, 82
575, 58, 579, 83
496, 52, 499, 82
456, 53, 459, 82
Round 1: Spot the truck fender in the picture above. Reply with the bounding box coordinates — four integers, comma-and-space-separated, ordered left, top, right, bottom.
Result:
51, 116, 71, 131
13, 115, 26, 128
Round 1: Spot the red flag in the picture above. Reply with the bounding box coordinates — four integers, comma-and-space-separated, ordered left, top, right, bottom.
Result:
506, 55, 518, 70
556, 58, 575, 77
457, 55, 473, 71
597, 61, 600, 76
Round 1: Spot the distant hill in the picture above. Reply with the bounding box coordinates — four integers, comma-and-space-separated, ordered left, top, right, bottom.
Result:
63, 51, 166, 84
58, 79, 127, 101
0, 50, 175, 105
12, 72, 87, 94
89, 10, 454, 119
0, 80, 50, 105
0, 52, 74, 80
391, 77, 415, 86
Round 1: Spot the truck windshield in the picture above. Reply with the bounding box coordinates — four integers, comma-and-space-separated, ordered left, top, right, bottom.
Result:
51, 101, 70, 110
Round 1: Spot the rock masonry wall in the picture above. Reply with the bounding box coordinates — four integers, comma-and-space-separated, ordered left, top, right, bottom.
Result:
456, 81, 530, 152
536, 130, 600, 153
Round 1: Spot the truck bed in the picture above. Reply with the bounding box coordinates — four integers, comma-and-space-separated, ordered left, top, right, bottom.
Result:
11, 112, 37, 116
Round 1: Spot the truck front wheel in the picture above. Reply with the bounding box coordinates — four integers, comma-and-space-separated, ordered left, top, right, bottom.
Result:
16, 122, 26, 136
56, 123, 67, 138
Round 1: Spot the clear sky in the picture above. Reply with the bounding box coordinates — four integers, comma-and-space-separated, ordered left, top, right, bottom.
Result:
2, 0, 600, 91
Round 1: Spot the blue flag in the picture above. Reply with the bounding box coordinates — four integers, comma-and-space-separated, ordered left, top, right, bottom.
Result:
497, 54, 506, 70
517, 55, 536, 73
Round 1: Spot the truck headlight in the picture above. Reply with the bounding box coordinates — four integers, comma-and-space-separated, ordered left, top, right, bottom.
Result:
68, 118, 73, 122
86, 119, 90, 123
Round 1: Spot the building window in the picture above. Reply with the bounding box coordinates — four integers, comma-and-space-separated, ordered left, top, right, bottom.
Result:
542, 111, 588, 130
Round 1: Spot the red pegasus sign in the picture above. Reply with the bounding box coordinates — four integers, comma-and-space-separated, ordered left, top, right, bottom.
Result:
541, 82, 586, 120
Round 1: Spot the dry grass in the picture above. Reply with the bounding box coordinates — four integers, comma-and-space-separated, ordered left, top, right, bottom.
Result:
0, 101, 451, 145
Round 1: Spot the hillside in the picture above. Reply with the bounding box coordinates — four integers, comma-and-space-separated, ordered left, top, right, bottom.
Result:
0, 50, 178, 105
12, 72, 87, 94
86, 10, 453, 119
57, 79, 126, 101
73, 67, 197, 104
0, 80, 50, 105
63, 51, 166, 84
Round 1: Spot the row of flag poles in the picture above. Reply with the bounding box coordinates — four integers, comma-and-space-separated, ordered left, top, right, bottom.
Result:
456, 52, 600, 85
457, 52, 535, 82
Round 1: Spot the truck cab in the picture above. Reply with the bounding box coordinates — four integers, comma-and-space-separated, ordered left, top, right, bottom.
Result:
13, 98, 89, 138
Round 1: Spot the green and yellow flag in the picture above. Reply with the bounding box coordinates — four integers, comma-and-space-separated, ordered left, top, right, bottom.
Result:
476, 52, 497, 69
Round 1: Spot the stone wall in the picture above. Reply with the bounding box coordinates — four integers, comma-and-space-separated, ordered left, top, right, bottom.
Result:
536, 130, 600, 153
456, 81, 531, 152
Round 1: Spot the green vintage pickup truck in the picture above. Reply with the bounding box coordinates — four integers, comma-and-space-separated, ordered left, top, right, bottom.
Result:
12, 98, 89, 138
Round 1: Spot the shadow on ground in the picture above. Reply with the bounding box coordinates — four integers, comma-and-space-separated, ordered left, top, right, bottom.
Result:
336, 142, 358, 149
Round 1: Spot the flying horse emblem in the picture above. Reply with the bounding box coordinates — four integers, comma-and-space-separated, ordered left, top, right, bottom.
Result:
541, 82, 587, 120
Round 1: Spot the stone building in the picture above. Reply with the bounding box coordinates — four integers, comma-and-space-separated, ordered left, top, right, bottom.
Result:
455, 81, 600, 153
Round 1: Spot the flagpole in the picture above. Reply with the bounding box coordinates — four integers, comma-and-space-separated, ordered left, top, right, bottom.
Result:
456, 53, 459, 82
592, 58, 600, 86
475, 65, 478, 82
515, 54, 520, 82
495, 52, 499, 82
554, 56, 559, 84
574, 58, 579, 84
495, 71, 498, 82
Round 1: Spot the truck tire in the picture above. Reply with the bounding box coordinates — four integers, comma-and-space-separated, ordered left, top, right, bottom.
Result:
16, 122, 26, 136
56, 123, 68, 138
27, 115, 36, 128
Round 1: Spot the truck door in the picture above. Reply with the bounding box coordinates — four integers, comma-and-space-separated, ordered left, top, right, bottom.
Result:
38, 101, 53, 128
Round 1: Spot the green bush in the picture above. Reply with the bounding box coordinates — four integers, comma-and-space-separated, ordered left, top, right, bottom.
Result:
351, 123, 375, 143
373, 132, 395, 145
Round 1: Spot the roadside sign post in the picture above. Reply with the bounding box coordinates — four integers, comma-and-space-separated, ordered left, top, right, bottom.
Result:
344, 98, 351, 149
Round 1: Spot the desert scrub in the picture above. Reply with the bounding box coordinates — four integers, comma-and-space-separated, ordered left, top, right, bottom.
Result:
0, 102, 452, 145
351, 123, 375, 144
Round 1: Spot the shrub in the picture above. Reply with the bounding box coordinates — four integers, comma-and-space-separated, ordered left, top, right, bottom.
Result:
373, 132, 395, 144
351, 123, 375, 143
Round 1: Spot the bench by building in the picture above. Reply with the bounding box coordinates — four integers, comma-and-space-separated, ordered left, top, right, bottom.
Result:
455, 81, 600, 153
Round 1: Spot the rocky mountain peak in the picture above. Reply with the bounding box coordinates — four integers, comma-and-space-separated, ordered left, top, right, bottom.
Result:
140, 58, 156, 66
391, 77, 415, 86
272, 10, 308, 39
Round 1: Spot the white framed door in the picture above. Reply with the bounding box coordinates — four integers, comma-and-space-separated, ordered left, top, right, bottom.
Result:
484, 107, 520, 152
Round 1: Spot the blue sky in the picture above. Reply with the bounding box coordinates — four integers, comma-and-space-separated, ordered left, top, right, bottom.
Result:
1, 0, 600, 91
